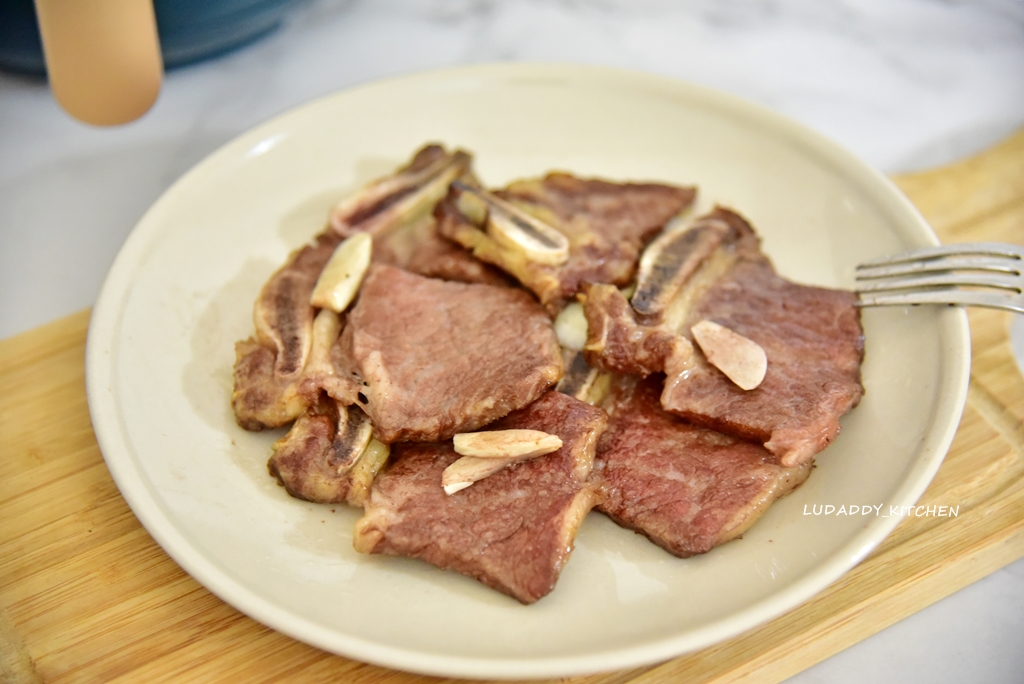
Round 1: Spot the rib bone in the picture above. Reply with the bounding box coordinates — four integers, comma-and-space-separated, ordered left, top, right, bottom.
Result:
330, 145, 472, 237
453, 181, 571, 266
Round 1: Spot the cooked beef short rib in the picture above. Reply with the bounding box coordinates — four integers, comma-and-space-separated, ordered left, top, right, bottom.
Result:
661, 209, 864, 466
353, 391, 607, 604
333, 264, 564, 443
584, 207, 865, 467
268, 395, 387, 507
233, 145, 509, 431
436, 173, 696, 310
337, 144, 509, 286
596, 376, 811, 557
232, 231, 341, 430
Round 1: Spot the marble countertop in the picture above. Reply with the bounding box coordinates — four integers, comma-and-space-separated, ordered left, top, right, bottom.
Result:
1, 0, 1022, 681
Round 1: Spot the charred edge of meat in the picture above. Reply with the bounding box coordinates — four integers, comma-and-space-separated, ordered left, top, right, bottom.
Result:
267, 398, 379, 506
556, 351, 612, 406
232, 337, 312, 431
580, 282, 694, 379
557, 351, 597, 398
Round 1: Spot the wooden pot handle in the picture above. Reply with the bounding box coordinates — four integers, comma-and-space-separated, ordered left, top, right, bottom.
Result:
34, 0, 163, 126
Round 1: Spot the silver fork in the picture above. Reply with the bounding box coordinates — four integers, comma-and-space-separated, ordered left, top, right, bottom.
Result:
855, 242, 1024, 314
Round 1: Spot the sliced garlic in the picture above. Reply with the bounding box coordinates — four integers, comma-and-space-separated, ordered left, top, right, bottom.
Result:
453, 181, 570, 266
453, 429, 563, 460
346, 437, 390, 507
310, 232, 372, 312
442, 428, 564, 495
554, 301, 589, 351
442, 455, 517, 495
691, 319, 767, 391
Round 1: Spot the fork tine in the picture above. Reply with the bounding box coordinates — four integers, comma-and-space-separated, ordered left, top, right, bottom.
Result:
857, 242, 1024, 268
856, 254, 1022, 279
857, 289, 1024, 315
855, 272, 1021, 293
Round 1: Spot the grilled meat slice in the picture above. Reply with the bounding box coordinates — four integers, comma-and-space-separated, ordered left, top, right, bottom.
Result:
596, 376, 811, 557
334, 264, 563, 443
436, 173, 696, 310
353, 392, 607, 604
583, 207, 864, 466
371, 210, 511, 286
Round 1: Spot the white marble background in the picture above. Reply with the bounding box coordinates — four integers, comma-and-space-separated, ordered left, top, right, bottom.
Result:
1, 0, 1023, 682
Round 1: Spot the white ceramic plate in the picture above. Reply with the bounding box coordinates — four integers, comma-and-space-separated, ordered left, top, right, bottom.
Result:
86, 63, 969, 679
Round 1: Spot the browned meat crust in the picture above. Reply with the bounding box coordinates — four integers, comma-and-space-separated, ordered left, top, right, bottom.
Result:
267, 396, 379, 506
596, 377, 811, 557
436, 173, 696, 309
334, 264, 564, 443
233, 145, 509, 431
353, 392, 608, 604
232, 337, 313, 431
581, 281, 693, 378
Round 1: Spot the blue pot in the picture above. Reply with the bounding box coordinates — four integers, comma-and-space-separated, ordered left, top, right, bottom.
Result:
0, 0, 305, 75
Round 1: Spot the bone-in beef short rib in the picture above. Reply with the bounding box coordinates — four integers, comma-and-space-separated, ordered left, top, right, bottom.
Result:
268, 395, 387, 507
334, 264, 564, 443
353, 391, 607, 604
233, 144, 493, 431
232, 231, 341, 430
661, 209, 864, 466
584, 207, 864, 467
596, 376, 811, 557
436, 173, 696, 310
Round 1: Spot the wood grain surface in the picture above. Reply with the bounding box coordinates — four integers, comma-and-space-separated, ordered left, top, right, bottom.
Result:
2, 129, 1023, 684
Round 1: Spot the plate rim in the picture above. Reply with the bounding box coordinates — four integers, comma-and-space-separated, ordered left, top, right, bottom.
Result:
84, 61, 971, 679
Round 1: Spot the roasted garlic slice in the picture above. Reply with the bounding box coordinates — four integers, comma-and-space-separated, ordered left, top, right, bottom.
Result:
554, 301, 588, 351
441, 455, 518, 495
453, 429, 563, 459
310, 232, 372, 312
691, 319, 767, 391
443, 428, 563, 494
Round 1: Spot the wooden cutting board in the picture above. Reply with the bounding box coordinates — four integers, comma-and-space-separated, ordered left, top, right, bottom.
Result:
2, 129, 1023, 684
